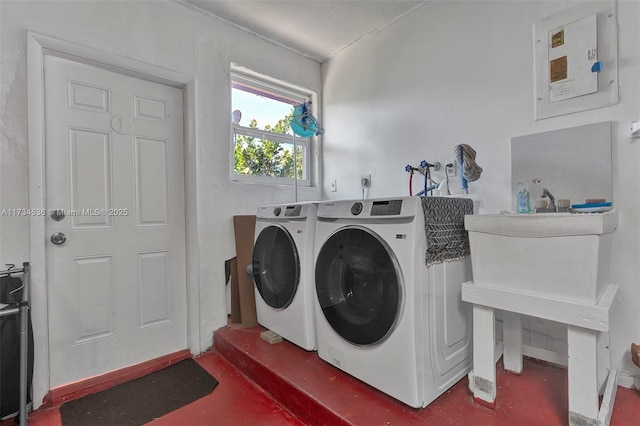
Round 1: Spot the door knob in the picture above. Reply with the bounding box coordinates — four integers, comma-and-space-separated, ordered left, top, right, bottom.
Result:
50, 232, 67, 245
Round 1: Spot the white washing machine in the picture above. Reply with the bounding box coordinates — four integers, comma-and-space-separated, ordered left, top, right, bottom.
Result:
252, 202, 318, 351
313, 196, 473, 408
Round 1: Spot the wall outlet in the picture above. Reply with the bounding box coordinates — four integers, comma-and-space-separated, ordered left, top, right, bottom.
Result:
330, 179, 337, 192
446, 162, 457, 177
360, 174, 371, 188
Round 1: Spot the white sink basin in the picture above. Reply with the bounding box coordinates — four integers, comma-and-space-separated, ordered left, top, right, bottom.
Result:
465, 210, 617, 304
465, 211, 618, 238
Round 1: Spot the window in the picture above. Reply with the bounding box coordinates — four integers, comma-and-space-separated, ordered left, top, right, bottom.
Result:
230, 69, 314, 185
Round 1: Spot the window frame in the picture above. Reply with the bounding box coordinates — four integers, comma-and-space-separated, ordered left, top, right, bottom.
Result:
230, 68, 315, 186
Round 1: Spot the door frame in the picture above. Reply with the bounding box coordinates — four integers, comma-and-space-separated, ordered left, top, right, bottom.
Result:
26, 31, 200, 409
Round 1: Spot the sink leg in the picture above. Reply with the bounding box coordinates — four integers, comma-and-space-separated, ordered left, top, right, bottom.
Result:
472, 305, 496, 408
503, 312, 523, 374
567, 325, 599, 426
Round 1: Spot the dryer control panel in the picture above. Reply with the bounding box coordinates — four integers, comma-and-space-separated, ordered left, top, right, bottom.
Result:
285, 205, 302, 217
257, 202, 317, 220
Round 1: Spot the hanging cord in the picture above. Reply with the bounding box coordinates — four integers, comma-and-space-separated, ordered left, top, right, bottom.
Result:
457, 147, 468, 194
409, 171, 414, 196
289, 101, 324, 203
425, 167, 430, 195
293, 132, 298, 202
444, 163, 452, 195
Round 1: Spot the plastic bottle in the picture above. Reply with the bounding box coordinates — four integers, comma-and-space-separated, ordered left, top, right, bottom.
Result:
517, 182, 531, 214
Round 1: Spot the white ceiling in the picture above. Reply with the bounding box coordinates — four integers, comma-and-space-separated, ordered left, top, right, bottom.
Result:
177, 0, 428, 63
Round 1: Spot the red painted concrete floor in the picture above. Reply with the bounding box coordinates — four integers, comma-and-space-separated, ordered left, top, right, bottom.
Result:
12, 323, 640, 426
20, 349, 304, 426
213, 325, 640, 426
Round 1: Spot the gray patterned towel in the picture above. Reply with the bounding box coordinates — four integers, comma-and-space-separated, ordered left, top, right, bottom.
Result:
420, 196, 474, 267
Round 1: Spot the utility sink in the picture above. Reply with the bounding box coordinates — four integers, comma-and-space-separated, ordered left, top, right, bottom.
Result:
465, 211, 617, 304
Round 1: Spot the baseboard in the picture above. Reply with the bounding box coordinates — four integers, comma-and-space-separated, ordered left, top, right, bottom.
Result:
616, 369, 639, 390
44, 349, 191, 406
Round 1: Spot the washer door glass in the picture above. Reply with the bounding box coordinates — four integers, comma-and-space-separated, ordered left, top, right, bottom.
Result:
253, 225, 300, 309
315, 227, 402, 345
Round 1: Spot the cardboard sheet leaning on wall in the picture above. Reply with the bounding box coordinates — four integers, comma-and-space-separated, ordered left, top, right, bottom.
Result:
230, 216, 257, 327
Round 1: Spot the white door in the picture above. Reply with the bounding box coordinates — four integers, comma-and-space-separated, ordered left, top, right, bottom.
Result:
44, 54, 187, 387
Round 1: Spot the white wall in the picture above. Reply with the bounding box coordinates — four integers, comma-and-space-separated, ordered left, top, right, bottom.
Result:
321, 0, 640, 386
0, 0, 321, 403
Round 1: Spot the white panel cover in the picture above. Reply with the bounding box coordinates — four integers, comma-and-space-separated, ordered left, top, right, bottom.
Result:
138, 251, 170, 327
67, 80, 110, 113
134, 94, 167, 122
69, 128, 112, 228
135, 137, 168, 225
72, 256, 114, 343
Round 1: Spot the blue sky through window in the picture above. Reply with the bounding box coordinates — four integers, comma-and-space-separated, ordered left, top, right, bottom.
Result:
232, 88, 294, 132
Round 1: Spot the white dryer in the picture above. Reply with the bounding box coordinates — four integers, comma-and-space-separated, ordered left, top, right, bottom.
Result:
313, 196, 473, 408
252, 202, 317, 351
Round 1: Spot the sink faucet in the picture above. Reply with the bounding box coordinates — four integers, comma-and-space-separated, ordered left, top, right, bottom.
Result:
541, 188, 556, 211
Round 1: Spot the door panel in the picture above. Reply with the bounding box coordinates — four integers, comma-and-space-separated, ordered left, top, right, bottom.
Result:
135, 137, 169, 226
138, 250, 170, 327
44, 54, 187, 387
72, 255, 115, 343
69, 128, 113, 229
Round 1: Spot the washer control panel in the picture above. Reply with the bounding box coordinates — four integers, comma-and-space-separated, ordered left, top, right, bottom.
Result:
318, 198, 414, 219
350, 200, 402, 216
371, 199, 403, 216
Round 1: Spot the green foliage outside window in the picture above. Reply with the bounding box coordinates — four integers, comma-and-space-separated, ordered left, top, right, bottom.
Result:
233, 112, 304, 180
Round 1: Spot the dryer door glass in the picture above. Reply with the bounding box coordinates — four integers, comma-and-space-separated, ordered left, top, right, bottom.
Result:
253, 225, 300, 309
315, 227, 401, 345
